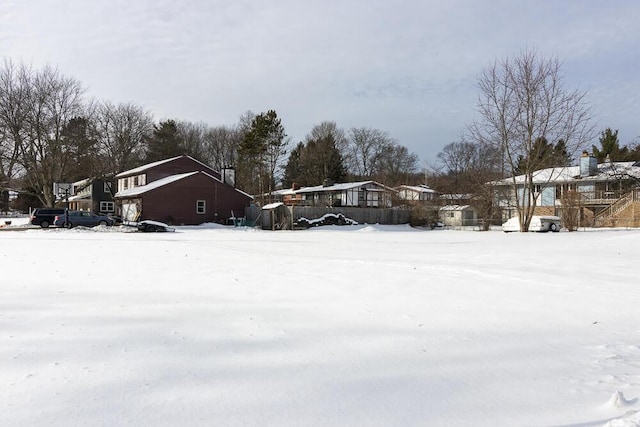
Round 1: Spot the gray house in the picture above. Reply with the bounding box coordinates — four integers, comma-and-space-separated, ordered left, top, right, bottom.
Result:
66, 177, 116, 215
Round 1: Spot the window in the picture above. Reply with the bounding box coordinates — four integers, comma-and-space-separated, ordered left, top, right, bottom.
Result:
104, 182, 112, 193
100, 201, 115, 212
196, 200, 206, 214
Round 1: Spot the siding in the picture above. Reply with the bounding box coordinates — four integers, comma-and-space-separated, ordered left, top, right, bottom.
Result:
119, 173, 251, 225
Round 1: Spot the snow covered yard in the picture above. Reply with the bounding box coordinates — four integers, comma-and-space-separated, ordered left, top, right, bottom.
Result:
1, 221, 639, 426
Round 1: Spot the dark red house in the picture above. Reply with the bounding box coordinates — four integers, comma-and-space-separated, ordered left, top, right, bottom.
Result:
114, 156, 252, 225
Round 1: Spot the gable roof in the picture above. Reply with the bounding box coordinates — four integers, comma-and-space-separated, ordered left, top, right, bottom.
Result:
114, 171, 254, 200
293, 181, 395, 194
116, 156, 183, 178
439, 204, 473, 211
397, 184, 437, 194
493, 161, 640, 186
115, 172, 199, 197
115, 155, 217, 178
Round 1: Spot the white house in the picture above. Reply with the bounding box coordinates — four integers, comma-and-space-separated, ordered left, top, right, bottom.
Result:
271, 181, 396, 208
395, 184, 438, 202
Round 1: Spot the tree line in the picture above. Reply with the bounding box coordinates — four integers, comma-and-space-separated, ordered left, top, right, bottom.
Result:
0, 59, 421, 209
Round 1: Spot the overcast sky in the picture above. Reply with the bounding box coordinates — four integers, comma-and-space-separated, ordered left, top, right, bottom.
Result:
1, 0, 639, 166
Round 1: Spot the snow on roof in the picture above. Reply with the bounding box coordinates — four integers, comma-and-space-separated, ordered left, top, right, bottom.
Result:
494, 161, 640, 185
439, 204, 472, 211
115, 172, 198, 197
439, 193, 473, 200
270, 188, 297, 196
294, 181, 393, 194
72, 178, 91, 188
115, 156, 183, 177
262, 202, 284, 210
397, 184, 437, 193
67, 193, 91, 202
114, 171, 254, 199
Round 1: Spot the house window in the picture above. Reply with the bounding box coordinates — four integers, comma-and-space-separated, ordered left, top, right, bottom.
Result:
534, 184, 542, 194
100, 201, 115, 212
104, 182, 112, 193
196, 200, 206, 214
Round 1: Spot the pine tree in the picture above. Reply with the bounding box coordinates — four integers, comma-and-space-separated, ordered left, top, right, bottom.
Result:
144, 120, 183, 162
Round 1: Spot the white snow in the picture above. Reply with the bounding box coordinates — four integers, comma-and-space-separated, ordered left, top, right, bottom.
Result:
1, 218, 639, 426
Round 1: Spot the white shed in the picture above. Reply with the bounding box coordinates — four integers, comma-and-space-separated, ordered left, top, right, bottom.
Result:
439, 205, 478, 227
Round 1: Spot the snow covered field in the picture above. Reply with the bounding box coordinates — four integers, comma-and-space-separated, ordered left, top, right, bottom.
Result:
1, 219, 639, 426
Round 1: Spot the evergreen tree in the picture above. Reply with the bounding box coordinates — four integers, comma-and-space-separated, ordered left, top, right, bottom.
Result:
144, 120, 183, 162
514, 137, 570, 174
282, 133, 347, 188
237, 110, 287, 199
300, 134, 346, 185
593, 128, 620, 162
60, 117, 100, 181
552, 139, 572, 167
282, 142, 304, 188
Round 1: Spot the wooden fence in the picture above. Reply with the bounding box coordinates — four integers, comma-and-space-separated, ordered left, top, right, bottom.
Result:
292, 206, 411, 225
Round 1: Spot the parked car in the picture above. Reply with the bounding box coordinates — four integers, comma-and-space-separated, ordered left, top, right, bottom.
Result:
502, 215, 562, 233
136, 220, 175, 232
53, 210, 115, 228
30, 208, 66, 228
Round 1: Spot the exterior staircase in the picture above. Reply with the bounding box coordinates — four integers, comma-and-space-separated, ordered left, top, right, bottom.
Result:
593, 189, 640, 227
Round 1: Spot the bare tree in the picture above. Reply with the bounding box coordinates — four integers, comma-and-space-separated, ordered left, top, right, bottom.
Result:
5, 64, 87, 206
436, 140, 503, 230
469, 49, 593, 231
307, 121, 349, 154
176, 121, 209, 161
377, 144, 419, 187
203, 125, 242, 171
0, 59, 28, 197
95, 101, 154, 174
347, 127, 394, 179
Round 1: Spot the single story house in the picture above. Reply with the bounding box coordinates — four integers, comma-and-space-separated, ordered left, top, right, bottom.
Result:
114, 155, 252, 225
269, 181, 395, 208
395, 184, 438, 203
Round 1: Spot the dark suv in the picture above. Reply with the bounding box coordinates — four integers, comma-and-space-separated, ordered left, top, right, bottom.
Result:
30, 208, 66, 228
53, 210, 115, 228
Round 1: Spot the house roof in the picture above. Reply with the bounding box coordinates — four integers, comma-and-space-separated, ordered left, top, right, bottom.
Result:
262, 202, 284, 210
293, 181, 394, 194
115, 156, 184, 178
115, 155, 220, 178
439, 193, 473, 200
397, 184, 437, 194
439, 204, 473, 211
493, 161, 640, 186
72, 178, 91, 188
115, 172, 198, 197
67, 193, 92, 202
114, 171, 254, 200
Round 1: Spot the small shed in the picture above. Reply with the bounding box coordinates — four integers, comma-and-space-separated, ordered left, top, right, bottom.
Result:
439, 204, 478, 227
261, 202, 292, 230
